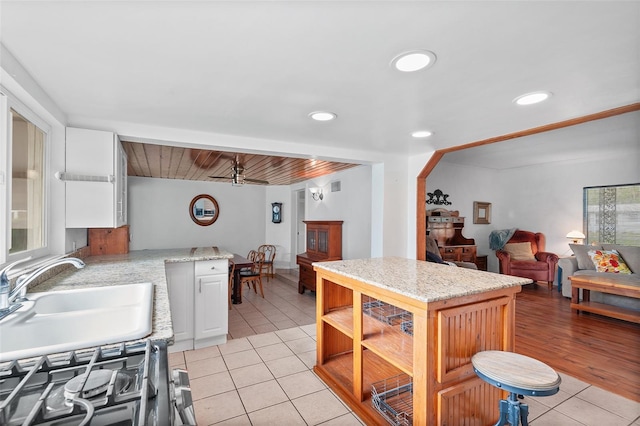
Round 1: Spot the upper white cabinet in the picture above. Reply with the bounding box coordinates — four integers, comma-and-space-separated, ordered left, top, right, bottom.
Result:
64, 127, 127, 228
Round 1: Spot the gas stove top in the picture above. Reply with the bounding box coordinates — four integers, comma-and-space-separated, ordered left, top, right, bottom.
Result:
0, 340, 189, 425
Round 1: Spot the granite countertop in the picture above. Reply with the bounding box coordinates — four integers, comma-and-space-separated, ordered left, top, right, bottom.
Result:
313, 256, 532, 302
31, 247, 234, 347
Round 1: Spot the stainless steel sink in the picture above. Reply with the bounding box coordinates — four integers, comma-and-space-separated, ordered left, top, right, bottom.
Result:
0, 282, 154, 362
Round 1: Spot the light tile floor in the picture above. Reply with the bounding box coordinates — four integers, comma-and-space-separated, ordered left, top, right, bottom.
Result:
169, 271, 640, 425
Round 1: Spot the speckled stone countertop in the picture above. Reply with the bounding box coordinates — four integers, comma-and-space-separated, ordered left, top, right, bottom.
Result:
31, 247, 234, 346
314, 257, 532, 302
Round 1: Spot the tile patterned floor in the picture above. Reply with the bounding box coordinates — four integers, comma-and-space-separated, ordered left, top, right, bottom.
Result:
169, 271, 640, 425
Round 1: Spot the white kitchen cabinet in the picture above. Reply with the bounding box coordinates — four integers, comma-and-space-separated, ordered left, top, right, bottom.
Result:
65, 127, 127, 228
164, 262, 195, 346
194, 260, 228, 347
165, 260, 228, 353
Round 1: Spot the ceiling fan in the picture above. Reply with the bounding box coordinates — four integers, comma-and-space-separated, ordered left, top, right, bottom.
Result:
208, 157, 269, 185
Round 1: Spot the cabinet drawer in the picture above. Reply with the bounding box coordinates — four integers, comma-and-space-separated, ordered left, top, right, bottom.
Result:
195, 259, 228, 275
300, 264, 315, 278
441, 247, 460, 255
440, 247, 460, 261
462, 246, 476, 255
460, 246, 476, 262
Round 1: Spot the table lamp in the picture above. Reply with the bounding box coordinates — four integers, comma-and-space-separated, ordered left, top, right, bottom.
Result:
566, 230, 585, 244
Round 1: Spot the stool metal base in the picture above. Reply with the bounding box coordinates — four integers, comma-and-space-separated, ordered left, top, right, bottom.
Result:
494, 392, 529, 426
471, 351, 560, 426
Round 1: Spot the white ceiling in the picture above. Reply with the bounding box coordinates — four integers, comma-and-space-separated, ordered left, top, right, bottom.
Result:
1, 1, 639, 164
442, 110, 640, 169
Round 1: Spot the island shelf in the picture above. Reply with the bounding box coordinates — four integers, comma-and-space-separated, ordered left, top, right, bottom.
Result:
313, 257, 528, 425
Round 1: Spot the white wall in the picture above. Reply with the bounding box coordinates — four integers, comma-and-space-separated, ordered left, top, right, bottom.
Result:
427, 113, 640, 272
264, 185, 292, 270
496, 154, 640, 252
426, 162, 497, 267
128, 177, 266, 255
128, 165, 377, 266
302, 165, 373, 260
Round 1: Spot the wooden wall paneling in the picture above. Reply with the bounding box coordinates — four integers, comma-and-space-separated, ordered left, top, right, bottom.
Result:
438, 377, 499, 426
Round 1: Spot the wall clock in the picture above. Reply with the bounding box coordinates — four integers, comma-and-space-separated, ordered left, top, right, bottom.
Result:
271, 202, 282, 223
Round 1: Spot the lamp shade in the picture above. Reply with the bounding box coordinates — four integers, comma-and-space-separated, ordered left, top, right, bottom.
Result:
566, 230, 586, 244
566, 230, 585, 240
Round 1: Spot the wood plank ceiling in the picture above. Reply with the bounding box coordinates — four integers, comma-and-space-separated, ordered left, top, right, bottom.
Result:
121, 141, 359, 186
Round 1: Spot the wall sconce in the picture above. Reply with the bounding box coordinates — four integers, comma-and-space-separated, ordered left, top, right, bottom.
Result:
566, 230, 585, 244
309, 187, 324, 201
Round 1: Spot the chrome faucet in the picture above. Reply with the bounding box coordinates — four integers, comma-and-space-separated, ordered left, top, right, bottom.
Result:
0, 256, 85, 313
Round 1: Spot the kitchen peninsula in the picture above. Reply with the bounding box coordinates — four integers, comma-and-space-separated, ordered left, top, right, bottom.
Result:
30, 247, 233, 351
313, 257, 530, 425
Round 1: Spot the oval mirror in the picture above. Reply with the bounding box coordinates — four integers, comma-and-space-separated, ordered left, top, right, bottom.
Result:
189, 194, 220, 226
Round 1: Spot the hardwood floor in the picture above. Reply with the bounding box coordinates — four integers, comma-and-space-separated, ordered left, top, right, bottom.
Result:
515, 283, 640, 402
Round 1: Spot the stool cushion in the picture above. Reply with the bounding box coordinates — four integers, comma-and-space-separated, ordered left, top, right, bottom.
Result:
472, 351, 561, 393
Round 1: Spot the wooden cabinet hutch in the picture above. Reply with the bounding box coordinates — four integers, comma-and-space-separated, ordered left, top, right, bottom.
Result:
296, 220, 343, 294
426, 209, 486, 269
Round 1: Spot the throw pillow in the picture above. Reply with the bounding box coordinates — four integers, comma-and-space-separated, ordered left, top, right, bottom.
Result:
601, 244, 639, 274
588, 249, 632, 274
504, 242, 536, 261
570, 243, 601, 270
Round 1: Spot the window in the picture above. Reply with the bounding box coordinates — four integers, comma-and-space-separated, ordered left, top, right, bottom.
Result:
1, 89, 49, 264
584, 183, 640, 246
10, 110, 45, 254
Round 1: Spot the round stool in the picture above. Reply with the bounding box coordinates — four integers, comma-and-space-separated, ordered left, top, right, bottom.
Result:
472, 351, 561, 426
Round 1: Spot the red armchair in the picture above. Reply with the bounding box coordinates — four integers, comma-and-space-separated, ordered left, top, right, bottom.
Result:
496, 230, 559, 287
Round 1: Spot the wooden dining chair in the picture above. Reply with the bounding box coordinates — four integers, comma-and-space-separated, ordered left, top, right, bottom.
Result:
228, 259, 235, 310
239, 250, 258, 274
239, 251, 265, 298
258, 244, 276, 281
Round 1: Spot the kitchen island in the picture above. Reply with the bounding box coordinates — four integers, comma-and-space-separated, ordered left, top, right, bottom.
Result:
313, 257, 530, 425
28, 247, 233, 352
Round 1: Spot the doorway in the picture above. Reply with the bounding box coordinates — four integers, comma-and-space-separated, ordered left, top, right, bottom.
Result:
294, 189, 306, 263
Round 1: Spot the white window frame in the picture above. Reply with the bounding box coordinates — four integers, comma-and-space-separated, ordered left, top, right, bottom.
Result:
0, 86, 51, 265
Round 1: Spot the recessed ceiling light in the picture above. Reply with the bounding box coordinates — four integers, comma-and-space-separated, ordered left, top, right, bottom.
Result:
513, 91, 552, 106
411, 130, 433, 138
309, 111, 337, 121
391, 50, 437, 72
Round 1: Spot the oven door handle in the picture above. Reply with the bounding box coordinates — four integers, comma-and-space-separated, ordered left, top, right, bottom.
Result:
172, 369, 196, 425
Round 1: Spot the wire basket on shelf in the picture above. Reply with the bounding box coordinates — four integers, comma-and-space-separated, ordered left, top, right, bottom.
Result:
400, 320, 413, 336
371, 374, 413, 426
363, 296, 412, 328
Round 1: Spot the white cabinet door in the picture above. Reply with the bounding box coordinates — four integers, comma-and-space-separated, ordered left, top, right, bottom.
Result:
165, 262, 195, 346
65, 127, 127, 228
194, 273, 227, 342
194, 259, 228, 347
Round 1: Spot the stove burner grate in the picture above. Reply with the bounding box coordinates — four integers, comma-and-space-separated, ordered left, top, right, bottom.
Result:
64, 369, 114, 402
0, 341, 168, 426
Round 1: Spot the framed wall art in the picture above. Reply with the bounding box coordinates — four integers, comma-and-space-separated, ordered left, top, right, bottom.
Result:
473, 201, 491, 224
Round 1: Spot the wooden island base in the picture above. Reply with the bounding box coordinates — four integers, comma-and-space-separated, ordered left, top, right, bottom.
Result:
313, 258, 527, 425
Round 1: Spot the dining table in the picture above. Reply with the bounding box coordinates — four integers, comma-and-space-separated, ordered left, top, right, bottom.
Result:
230, 253, 253, 304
